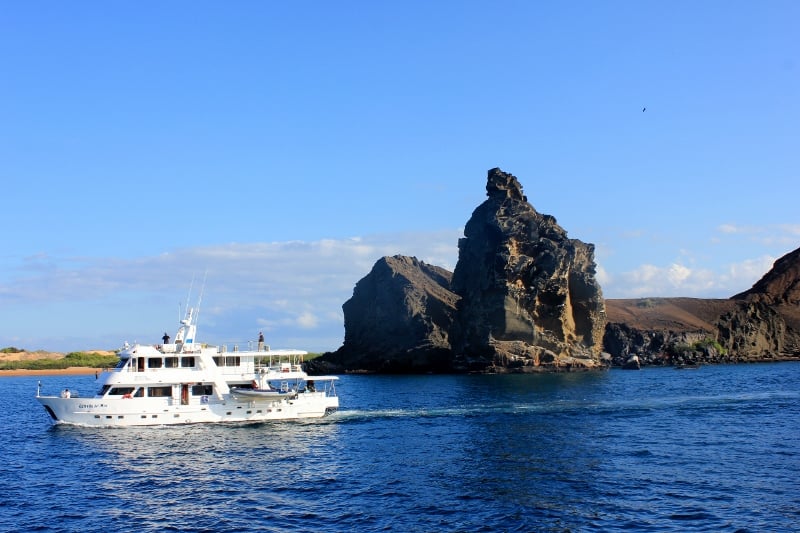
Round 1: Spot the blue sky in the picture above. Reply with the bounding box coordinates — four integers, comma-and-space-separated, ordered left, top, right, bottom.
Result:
2, 2, 798, 353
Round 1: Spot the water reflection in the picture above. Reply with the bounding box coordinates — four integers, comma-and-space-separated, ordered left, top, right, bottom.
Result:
46, 419, 343, 530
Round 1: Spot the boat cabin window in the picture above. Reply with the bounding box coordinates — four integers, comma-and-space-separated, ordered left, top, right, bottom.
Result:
148, 358, 163, 369
98, 385, 111, 396
192, 384, 213, 396
165, 357, 178, 368
180, 356, 195, 368
109, 387, 135, 396
148, 386, 172, 397
212, 356, 241, 367
226, 356, 240, 367
133, 388, 145, 397
114, 359, 127, 370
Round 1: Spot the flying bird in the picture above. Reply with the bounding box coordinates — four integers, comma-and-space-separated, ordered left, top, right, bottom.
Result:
642, 107, 646, 112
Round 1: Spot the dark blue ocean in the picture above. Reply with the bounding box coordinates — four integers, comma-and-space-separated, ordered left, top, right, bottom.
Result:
1, 363, 798, 532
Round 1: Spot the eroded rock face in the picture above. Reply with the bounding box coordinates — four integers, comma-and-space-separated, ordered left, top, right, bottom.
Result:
308, 255, 459, 373
716, 301, 787, 357
449, 168, 606, 371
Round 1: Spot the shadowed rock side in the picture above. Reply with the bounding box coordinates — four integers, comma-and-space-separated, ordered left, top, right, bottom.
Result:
307, 256, 459, 373
449, 168, 606, 371
603, 246, 800, 366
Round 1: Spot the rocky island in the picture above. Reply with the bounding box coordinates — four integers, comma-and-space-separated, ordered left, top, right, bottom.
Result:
309, 169, 800, 374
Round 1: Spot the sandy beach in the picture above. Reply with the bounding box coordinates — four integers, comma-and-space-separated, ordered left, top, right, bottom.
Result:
0, 367, 106, 377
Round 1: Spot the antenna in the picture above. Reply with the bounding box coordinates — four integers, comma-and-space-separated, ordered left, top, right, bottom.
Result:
184, 275, 196, 315
194, 270, 208, 328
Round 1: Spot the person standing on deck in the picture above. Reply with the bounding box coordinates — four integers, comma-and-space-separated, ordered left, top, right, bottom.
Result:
258, 331, 264, 351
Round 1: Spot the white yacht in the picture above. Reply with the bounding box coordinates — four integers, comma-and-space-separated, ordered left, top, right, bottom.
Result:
36, 306, 339, 427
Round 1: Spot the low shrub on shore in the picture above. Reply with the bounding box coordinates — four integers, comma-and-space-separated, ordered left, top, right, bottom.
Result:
1, 347, 25, 354
1, 350, 323, 371
0, 351, 119, 371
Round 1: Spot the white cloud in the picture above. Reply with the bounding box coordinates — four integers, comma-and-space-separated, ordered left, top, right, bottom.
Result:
0, 231, 461, 352
721, 255, 776, 288
666, 263, 692, 285
296, 311, 318, 329
595, 264, 610, 287
596, 223, 793, 299
0, 225, 792, 352
602, 254, 777, 299
779, 224, 800, 236
718, 223, 743, 234
715, 223, 800, 248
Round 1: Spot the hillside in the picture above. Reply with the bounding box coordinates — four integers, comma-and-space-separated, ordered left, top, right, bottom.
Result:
604, 298, 737, 332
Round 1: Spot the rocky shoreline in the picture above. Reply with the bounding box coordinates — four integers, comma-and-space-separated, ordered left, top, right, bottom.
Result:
320, 355, 800, 375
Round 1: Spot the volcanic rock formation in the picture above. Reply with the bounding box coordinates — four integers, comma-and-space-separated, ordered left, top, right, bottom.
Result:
449, 168, 606, 371
310, 168, 607, 374
311, 255, 459, 373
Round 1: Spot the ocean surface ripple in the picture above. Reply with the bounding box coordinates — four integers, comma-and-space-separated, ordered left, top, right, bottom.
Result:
1, 363, 798, 532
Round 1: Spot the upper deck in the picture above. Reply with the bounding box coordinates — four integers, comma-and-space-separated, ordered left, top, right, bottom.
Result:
113, 341, 308, 381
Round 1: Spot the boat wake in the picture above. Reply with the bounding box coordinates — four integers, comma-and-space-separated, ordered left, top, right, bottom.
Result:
326, 388, 800, 424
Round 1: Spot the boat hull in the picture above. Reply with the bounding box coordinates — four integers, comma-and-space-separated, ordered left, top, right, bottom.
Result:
37, 392, 338, 427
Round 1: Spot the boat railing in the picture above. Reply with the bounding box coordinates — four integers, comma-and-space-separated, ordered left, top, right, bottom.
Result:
303, 378, 337, 397
254, 361, 305, 374
216, 340, 268, 353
